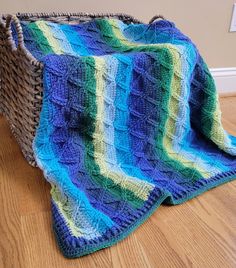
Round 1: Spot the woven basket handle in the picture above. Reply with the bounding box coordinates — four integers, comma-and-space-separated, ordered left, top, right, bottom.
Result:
149, 15, 165, 24
5, 14, 24, 50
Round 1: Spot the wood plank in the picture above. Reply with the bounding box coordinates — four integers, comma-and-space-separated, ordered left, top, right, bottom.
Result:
220, 96, 236, 127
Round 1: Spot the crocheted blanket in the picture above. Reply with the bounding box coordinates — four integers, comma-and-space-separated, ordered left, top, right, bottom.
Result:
21, 18, 236, 258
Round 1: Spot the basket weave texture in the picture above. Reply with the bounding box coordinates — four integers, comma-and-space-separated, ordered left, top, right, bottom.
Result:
0, 12, 143, 166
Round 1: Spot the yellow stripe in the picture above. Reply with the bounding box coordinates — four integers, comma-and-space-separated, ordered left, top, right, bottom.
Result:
93, 56, 155, 201
51, 185, 101, 238
35, 21, 63, 54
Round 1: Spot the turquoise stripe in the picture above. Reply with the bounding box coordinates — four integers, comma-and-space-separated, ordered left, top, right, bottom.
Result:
103, 56, 119, 168
33, 68, 115, 238
60, 24, 89, 56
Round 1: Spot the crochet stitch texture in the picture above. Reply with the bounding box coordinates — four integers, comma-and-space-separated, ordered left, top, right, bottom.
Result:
17, 18, 236, 257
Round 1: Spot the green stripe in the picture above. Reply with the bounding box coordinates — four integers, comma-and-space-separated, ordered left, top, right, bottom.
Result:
82, 56, 145, 208
154, 52, 202, 180
28, 22, 54, 54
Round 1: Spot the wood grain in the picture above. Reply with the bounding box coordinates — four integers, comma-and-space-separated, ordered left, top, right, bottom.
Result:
0, 97, 236, 268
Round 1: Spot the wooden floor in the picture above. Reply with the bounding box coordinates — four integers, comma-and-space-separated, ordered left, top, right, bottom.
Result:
0, 97, 236, 268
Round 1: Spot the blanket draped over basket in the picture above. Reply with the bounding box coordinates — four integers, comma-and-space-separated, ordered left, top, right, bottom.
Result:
19, 18, 236, 258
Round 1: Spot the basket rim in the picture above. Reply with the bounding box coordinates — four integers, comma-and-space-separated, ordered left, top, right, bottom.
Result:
12, 12, 143, 23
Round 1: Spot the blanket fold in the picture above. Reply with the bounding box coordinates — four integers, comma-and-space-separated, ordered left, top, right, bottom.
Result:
21, 18, 236, 257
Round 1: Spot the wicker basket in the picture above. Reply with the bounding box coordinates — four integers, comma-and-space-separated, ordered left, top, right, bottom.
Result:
0, 12, 144, 166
